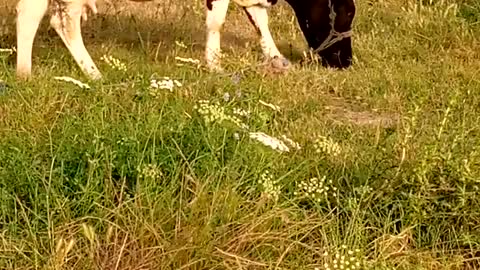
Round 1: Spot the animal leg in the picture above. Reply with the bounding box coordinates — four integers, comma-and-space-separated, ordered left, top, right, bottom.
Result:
16, 0, 48, 79
50, 0, 101, 80
206, 0, 230, 71
243, 5, 288, 65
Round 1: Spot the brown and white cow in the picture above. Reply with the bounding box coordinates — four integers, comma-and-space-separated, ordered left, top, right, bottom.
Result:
15, 0, 355, 79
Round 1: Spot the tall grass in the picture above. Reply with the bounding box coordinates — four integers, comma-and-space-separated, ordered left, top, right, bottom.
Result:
0, 0, 479, 269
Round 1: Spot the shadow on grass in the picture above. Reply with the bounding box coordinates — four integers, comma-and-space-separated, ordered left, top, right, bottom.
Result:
0, 7, 257, 64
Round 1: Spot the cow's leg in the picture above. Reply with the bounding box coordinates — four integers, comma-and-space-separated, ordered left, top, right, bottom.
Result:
16, 0, 49, 79
50, 1, 101, 79
243, 5, 289, 65
206, 0, 230, 71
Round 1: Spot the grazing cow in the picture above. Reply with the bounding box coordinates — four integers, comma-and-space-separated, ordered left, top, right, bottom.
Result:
15, 0, 355, 79
206, 0, 356, 70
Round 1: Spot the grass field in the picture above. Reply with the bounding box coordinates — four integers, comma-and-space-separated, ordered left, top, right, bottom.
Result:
1, 0, 480, 269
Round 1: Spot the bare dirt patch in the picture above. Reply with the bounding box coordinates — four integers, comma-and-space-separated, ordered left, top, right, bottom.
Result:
323, 95, 401, 129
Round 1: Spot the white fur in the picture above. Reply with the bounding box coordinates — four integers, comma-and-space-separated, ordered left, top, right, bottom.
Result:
206, 0, 286, 71
15, 0, 100, 79
16, 0, 49, 78
206, 0, 230, 71
49, 0, 101, 79
243, 5, 283, 59
15, 0, 286, 79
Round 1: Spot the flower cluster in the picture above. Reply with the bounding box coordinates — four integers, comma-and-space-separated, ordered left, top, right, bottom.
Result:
314, 135, 341, 157
249, 132, 290, 152
295, 176, 337, 202
233, 107, 250, 118
248, 133, 302, 153
354, 185, 373, 197
318, 246, 363, 270
100, 55, 127, 72
194, 100, 249, 130
137, 164, 162, 180
258, 170, 281, 202
150, 77, 182, 94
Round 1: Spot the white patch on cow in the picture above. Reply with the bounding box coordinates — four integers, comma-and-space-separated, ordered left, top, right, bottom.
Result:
206, 0, 286, 71
232, 0, 273, 7
15, 0, 285, 79
243, 5, 284, 61
16, 0, 49, 78
205, 0, 230, 71
82, 0, 98, 21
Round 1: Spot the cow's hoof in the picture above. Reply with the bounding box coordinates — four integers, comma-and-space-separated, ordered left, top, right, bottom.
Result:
266, 56, 290, 74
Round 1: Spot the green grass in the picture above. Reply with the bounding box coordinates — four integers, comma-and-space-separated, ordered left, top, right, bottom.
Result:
1, 0, 480, 269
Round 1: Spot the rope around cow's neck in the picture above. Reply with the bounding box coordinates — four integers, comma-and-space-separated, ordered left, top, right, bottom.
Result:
313, 0, 353, 53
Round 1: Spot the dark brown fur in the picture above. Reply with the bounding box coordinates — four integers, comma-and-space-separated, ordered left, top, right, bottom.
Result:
206, 0, 215, 10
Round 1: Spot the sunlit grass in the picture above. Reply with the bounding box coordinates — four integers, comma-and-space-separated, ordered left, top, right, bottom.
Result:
0, 0, 479, 269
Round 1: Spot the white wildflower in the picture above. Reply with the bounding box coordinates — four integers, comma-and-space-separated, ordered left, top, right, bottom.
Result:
322, 247, 363, 270
150, 77, 182, 94
259, 100, 281, 112
314, 135, 341, 157
137, 164, 162, 180
194, 100, 249, 130
233, 107, 250, 118
249, 132, 290, 152
223, 92, 231, 102
295, 176, 337, 201
100, 55, 127, 72
258, 170, 281, 202
54, 76, 91, 89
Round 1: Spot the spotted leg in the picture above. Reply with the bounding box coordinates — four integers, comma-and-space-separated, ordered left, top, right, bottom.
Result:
243, 5, 289, 68
49, 0, 102, 79
206, 0, 230, 71
16, 0, 49, 79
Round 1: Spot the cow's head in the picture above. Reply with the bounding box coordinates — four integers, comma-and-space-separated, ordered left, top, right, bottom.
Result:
287, 0, 356, 69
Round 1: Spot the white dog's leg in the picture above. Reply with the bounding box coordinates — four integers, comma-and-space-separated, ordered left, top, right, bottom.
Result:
16, 0, 48, 79
50, 0, 101, 79
206, 0, 230, 71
